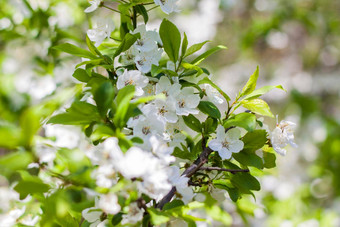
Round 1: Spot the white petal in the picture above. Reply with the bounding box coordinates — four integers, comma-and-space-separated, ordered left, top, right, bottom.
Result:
208, 139, 222, 151
218, 148, 232, 160
226, 128, 241, 141
229, 140, 244, 153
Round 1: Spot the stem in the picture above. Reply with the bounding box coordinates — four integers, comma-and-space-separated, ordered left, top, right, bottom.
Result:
102, 4, 122, 14
200, 167, 249, 173
147, 5, 160, 12
132, 6, 137, 29
156, 147, 213, 209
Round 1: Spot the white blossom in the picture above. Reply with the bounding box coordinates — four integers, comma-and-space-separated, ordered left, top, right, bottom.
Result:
0, 206, 25, 226
169, 166, 194, 203
117, 69, 149, 96
135, 48, 163, 73
84, 0, 102, 13
174, 87, 200, 116
98, 194, 121, 215
154, 0, 180, 14
155, 76, 181, 98
87, 17, 114, 46
200, 83, 224, 105
208, 126, 244, 160
150, 135, 175, 164
121, 203, 144, 224
271, 120, 298, 156
143, 100, 178, 124
132, 25, 161, 52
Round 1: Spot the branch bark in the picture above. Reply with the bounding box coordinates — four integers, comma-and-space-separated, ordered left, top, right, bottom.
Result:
156, 146, 213, 209
200, 166, 249, 173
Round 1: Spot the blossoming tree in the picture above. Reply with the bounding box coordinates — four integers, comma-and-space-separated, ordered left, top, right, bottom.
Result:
0, 0, 297, 226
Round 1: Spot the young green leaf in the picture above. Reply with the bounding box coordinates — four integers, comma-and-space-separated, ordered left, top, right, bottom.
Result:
233, 152, 263, 169
114, 85, 135, 128
135, 5, 148, 24
198, 77, 230, 101
239, 66, 259, 97
241, 99, 274, 118
114, 33, 139, 58
224, 112, 257, 132
182, 114, 202, 133
93, 81, 115, 117
242, 130, 268, 153
191, 45, 227, 65
181, 32, 188, 58
86, 35, 102, 57
184, 40, 210, 58
231, 172, 261, 192
243, 85, 286, 100
159, 19, 181, 63
198, 101, 221, 119
72, 68, 91, 82
53, 43, 98, 59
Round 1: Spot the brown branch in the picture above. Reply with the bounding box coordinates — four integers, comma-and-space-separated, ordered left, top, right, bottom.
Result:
200, 167, 249, 174
156, 147, 213, 209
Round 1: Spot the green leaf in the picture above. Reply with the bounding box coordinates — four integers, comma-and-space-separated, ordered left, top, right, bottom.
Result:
181, 62, 203, 75
191, 45, 227, 65
241, 99, 274, 118
111, 212, 123, 226
48, 101, 100, 125
14, 171, 50, 199
181, 32, 188, 58
182, 114, 202, 132
148, 208, 170, 225
233, 152, 263, 169
0, 151, 33, 177
198, 77, 230, 101
20, 107, 41, 147
262, 146, 276, 169
135, 5, 148, 24
114, 85, 135, 128
242, 130, 268, 153
159, 19, 181, 63
86, 35, 102, 57
224, 112, 257, 132
203, 117, 218, 134
185, 40, 210, 58
231, 172, 260, 192
53, 43, 98, 59
72, 68, 90, 82
114, 33, 139, 58
243, 85, 286, 100
93, 81, 115, 117
240, 66, 259, 97
198, 101, 221, 119
163, 200, 185, 211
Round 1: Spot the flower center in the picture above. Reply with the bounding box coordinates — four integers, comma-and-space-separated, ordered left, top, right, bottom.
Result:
178, 100, 185, 108
142, 126, 150, 135
137, 39, 144, 46
158, 106, 167, 116
222, 141, 229, 148
160, 0, 167, 5
125, 79, 134, 86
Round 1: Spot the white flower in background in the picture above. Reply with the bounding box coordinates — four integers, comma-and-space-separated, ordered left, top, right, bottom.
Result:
271, 120, 298, 156
169, 166, 195, 203
121, 202, 144, 224
87, 17, 114, 46
208, 126, 244, 160
85, 0, 102, 13
139, 168, 172, 200
20, 215, 39, 226
174, 87, 200, 116
92, 164, 117, 188
163, 119, 187, 147
143, 83, 155, 96
44, 125, 80, 149
114, 147, 158, 179
155, 76, 181, 98
0, 206, 25, 226
82, 198, 107, 227
117, 69, 149, 96
135, 48, 163, 73
98, 194, 121, 215
120, 46, 138, 65
34, 144, 56, 167
150, 135, 175, 164
132, 25, 161, 52
200, 84, 224, 105
154, 0, 180, 14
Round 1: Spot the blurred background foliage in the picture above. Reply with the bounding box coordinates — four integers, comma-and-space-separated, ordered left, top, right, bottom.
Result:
0, 0, 339, 226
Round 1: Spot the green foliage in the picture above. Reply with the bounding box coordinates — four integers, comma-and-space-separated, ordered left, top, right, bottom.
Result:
241, 99, 274, 118
197, 101, 221, 119
159, 19, 181, 64
53, 43, 98, 59
224, 112, 257, 132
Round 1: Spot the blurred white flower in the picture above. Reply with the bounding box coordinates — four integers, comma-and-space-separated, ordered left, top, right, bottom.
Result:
271, 119, 298, 156
87, 17, 114, 46
85, 0, 102, 13
44, 125, 80, 149
208, 126, 244, 160
154, 0, 180, 14
200, 83, 224, 105
135, 48, 163, 73
121, 202, 144, 224
98, 194, 121, 215
0, 206, 25, 226
132, 24, 161, 52
155, 76, 181, 98
117, 69, 149, 96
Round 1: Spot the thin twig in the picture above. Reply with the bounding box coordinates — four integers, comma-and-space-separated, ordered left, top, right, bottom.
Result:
102, 4, 123, 14
200, 166, 249, 173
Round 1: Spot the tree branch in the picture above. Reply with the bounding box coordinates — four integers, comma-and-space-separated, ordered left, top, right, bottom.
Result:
200, 166, 249, 173
156, 147, 213, 209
